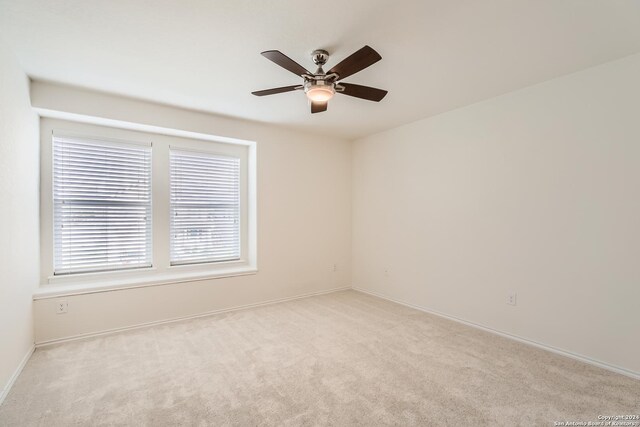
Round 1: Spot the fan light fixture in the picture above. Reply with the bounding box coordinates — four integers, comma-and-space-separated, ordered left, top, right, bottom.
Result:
305, 82, 335, 102
252, 46, 387, 113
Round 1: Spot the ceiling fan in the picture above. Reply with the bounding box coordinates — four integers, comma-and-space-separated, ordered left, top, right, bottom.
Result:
252, 46, 388, 113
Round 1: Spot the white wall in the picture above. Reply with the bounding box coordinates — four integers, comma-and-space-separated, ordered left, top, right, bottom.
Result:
31, 82, 352, 344
0, 40, 39, 399
352, 53, 640, 375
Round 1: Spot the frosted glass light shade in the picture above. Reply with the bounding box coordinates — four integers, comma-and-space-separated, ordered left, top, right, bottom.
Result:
306, 84, 335, 102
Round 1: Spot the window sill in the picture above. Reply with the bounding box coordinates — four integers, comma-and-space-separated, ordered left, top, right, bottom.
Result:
33, 265, 258, 300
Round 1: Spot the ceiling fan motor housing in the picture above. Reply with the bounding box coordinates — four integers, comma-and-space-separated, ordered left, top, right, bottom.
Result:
305, 50, 337, 102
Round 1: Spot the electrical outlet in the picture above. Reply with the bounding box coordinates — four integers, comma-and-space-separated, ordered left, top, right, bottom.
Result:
507, 292, 517, 306
384, 268, 389, 277
56, 300, 68, 314
333, 263, 338, 272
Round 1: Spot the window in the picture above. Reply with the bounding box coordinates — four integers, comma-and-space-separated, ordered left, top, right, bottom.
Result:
170, 149, 241, 265
53, 135, 152, 274
40, 118, 256, 292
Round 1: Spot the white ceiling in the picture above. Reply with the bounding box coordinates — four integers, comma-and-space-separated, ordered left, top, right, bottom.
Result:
1, 0, 640, 140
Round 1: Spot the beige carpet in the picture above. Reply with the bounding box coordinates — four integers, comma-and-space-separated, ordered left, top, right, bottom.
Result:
0, 290, 638, 426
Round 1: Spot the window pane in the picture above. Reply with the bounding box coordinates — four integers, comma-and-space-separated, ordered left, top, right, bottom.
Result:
170, 149, 241, 265
53, 135, 152, 274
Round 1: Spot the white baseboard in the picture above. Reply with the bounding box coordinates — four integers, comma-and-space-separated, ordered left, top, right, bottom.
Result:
35, 286, 351, 348
0, 345, 35, 407
353, 287, 640, 381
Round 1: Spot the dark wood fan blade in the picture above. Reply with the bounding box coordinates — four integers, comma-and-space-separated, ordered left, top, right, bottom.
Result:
252, 85, 300, 96
327, 46, 382, 80
311, 101, 328, 113
339, 83, 388, 102
261, 50, 310, 76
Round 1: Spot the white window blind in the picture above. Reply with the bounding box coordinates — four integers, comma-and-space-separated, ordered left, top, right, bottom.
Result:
53, 135, 152, 274
170, 149, 241, 265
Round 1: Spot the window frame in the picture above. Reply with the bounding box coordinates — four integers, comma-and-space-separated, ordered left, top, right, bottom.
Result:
39, 118, 257, 295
